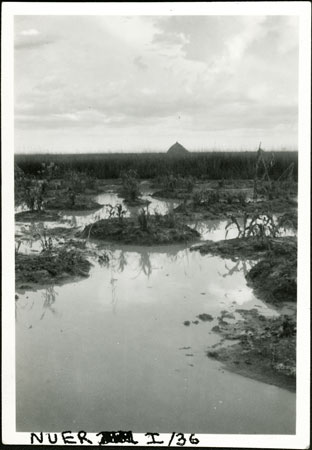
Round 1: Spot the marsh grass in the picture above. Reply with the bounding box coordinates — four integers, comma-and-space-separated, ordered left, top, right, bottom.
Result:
15, 151, 298, 181
225, 213, 280, 241
137, 205, 150, 231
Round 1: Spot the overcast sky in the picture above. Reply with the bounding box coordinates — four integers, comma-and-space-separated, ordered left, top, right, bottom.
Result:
14, 15, 298, 153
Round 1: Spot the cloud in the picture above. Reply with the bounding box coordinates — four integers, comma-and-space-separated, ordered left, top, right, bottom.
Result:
15, 30, 55, 50
20, 28, 40, 36
133, 56, 148, 71
14, 15, 299, 151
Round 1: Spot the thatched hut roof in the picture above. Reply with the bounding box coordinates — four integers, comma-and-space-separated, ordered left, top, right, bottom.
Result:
167, 141, 189, 155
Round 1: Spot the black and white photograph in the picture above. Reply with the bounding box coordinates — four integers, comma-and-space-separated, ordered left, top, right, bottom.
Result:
2, 2, 310, 447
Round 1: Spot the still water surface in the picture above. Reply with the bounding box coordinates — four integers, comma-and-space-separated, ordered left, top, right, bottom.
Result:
16, 244, 295, 434
15, 192, 295, 434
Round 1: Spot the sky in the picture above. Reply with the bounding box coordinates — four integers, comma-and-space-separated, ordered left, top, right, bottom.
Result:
14, 15, 299, 153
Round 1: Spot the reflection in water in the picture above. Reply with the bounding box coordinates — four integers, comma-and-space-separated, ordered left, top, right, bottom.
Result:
98, 250, 129, 313
110, 276, 118, 314
61, 192, 180, 228
218, 259, 255, 278
15, 296, 34, 322
15, 286, 58, 327
97, 247, 191, 311
15, 191, 296, 433
192, 220, 221, 236
16, 245, 295, 434
136, 250, 152, 278
40, 286, 58, 320
117, 250, 127, 273
188, 220, 231, 241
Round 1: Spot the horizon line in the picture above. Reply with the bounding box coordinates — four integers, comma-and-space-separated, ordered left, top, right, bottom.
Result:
14, 148, 299, 156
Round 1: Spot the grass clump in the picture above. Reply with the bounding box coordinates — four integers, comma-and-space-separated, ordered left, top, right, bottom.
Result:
121, 169, 141, 202
80, 214, 199, 245
225, 213, 280, 241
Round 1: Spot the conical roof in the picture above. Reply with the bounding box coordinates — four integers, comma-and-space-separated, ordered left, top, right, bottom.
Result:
167, 141, 189, 155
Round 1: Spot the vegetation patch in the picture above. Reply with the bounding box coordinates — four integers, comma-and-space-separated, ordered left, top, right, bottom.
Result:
45, 195, 102, 211
118, 169, 142, 204
15, 246, 92, 291
15, 151, 298, 181
79, 214, 200, 245
151, 174, 195, 199
174, 192, 297, 220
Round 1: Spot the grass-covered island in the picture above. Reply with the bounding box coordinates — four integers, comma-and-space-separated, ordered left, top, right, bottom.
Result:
79, 213, 200, 245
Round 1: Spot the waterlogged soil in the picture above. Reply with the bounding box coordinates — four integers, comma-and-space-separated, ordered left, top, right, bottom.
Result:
192, 236, 296, 259
80, 216, 200, 245
152, 189, 192, 200
247, 257, 297, 305
15, 247, 92, 291
174, 197, 297, 221
191, 236, 297, 389
206, 309, 296, 392
45, 195, 103, 211
149, 179, 297, 221
15, 210, 62, 222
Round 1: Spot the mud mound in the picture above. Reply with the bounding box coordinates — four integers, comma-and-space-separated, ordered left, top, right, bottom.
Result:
15, 247, 92, 290
247, 255, 297, 304
80, 216, 200, 245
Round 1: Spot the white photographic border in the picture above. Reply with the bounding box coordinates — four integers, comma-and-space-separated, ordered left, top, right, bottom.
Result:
2, 2, 310, 447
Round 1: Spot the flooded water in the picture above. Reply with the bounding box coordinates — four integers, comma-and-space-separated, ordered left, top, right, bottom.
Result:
15, 191, 296, 255
16, 245, 295, 434
15, 190, 296, 434
61, 191, 180, 228
188, 218, 296, 241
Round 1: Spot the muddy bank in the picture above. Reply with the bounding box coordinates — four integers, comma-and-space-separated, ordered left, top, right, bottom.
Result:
247, 254, 297, 304
189, 235, 297, 390
191, 237, 268, 259
45, 195, 102, 211
15, 246, 92, 291
174, 197, 297, 221
152, 189, 192, 200
15, 195, 103, 222
79, 216, 200, 245
207, 309, 296, 392
192, 236, 296, 259
15, 210, 62, 222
